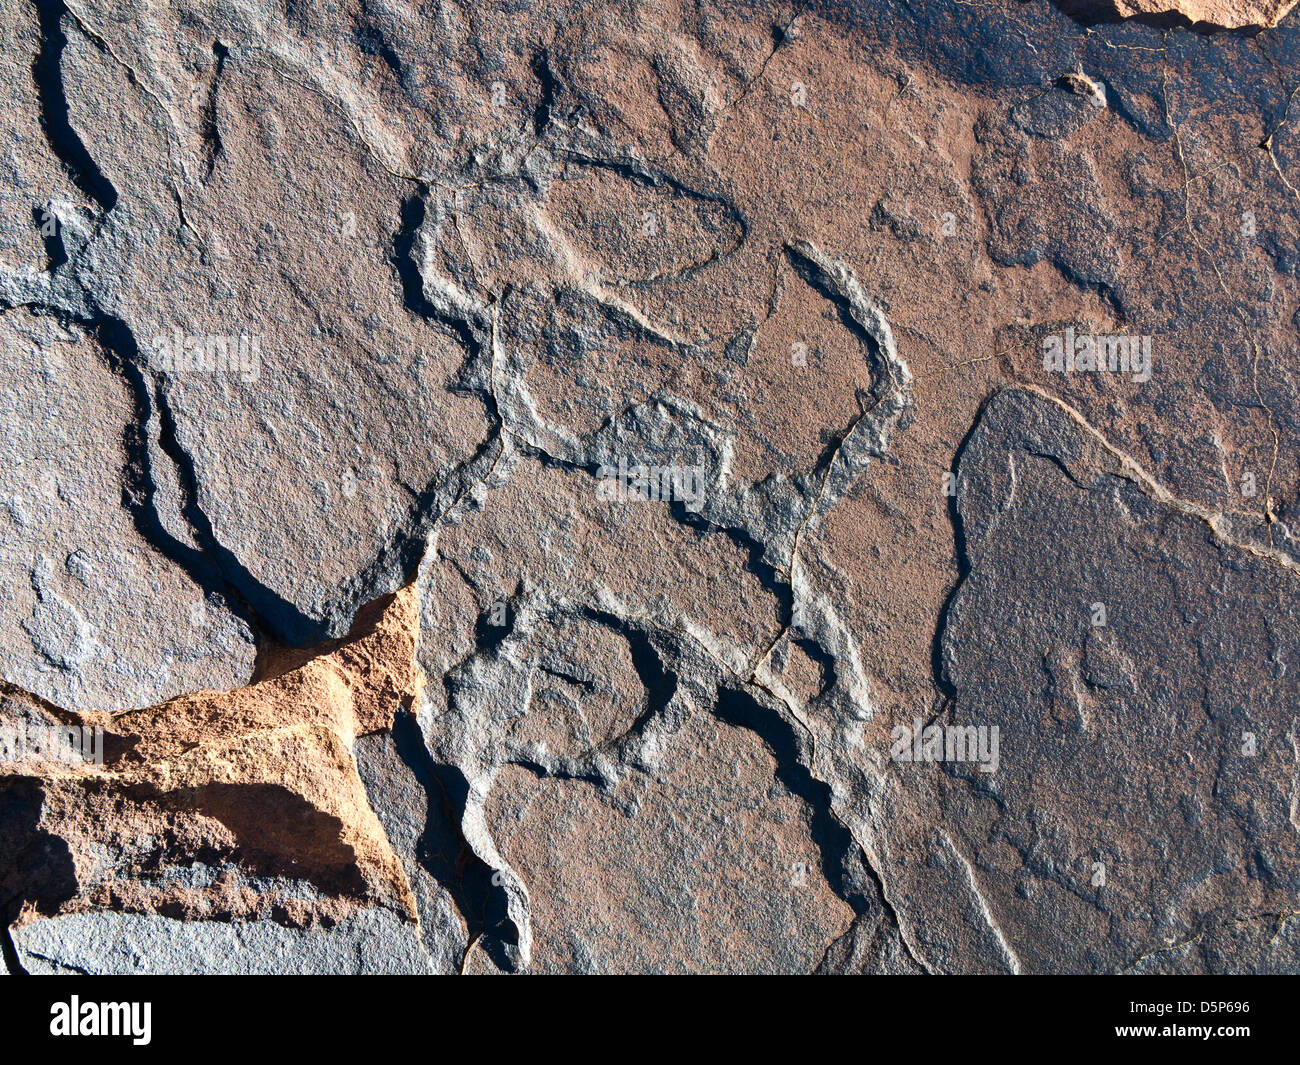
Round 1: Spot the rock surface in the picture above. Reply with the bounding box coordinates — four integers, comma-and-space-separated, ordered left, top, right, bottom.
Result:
2, 586, 423, 940
2, 0, 1300, 974
1107, 0, 1298, 29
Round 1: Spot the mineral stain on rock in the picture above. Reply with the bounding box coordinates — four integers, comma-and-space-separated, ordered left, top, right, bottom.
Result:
1063, 0, 1298, 29
3, 587, 424, 938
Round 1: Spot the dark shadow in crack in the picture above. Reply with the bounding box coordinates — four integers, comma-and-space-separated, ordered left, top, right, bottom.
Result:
531, 49, 560, 136
200, 41, 228, 181
784, 243, 896, 399
31, 206, 67, 271
32, 0, 119, 210
0, 924, 25, 975
0, 777, 80, 957
931, 391, 993, 701
391, 188, 484, 351
90, 315, 324, 646
713, 687, 879, 916
388, 711, 516, 971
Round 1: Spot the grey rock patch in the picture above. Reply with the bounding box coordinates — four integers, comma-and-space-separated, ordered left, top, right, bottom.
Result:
0, 311, 255, 711
928, 388, 1300, 973
12, 907, 432, 975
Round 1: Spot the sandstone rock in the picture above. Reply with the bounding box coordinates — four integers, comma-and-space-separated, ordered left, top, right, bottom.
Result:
2, 586, 426, 961
1108, 0, 1298, 30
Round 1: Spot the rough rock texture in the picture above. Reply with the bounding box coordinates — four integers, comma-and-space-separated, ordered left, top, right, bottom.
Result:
3, 586, 424, 962
3, 0, 1300, 974
1105, 0, 1298, 30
